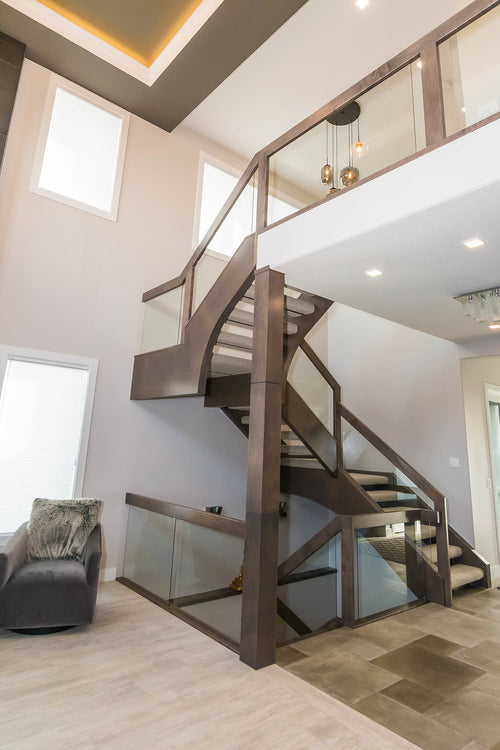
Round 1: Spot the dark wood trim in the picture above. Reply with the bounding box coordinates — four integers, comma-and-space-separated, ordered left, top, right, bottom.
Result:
350, 598, 426, 628
351, 509, 437, 529
277, 517, 345, 581
434, 496, 452, 606
181, 265, 194, 334
116, 577, 239, 654
240, 268, 285, 670
278, 566, 337, 586
171, 587, 240, 608
277, 597, 312, 636
421, 42, 446, 147
142, 272, 185, 303
219, 406, 249, 438
125, 493, 246, 537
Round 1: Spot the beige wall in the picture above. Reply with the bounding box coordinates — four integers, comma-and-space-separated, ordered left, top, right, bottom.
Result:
0, 60, 249, 578
461, 356, 500, 568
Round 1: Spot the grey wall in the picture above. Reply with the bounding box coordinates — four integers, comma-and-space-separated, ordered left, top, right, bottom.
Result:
0, 31, 24, 168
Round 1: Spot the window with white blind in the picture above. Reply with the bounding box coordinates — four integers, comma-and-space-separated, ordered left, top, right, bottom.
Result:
0, 348, 97, 538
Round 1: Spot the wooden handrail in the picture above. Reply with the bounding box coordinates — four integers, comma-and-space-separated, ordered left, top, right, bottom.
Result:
125, 493, 246, 537
340, 405, 446, 508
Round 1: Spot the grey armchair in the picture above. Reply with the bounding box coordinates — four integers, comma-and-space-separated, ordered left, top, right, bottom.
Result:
0, 522, 101, 632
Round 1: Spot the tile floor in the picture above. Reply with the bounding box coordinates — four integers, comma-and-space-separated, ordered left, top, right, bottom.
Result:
277, 584, 500, 750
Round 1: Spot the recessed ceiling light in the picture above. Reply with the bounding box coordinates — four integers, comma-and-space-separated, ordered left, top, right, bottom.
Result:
366, 268, 382, 277
416, 60, 423, 69
355, 0, 370, 8
463, 237, 485, 249
490, 323, 500, 330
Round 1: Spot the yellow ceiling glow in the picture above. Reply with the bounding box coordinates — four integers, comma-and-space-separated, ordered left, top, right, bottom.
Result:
35, 0, 206, 67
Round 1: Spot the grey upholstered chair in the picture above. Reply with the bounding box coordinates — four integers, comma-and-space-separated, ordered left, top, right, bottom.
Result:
0, 521, 102, 633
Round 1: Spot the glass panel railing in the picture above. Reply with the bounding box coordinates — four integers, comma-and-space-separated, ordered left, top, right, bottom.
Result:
122, 505, 175, 599
341, 415, 436, 511
355, 520, 424, 620
140, 284, 184, 353
169, 520, 244, 645
287, 347, 334, 435
122, 504, 244, 646
191, 170, 258, 313
267, 61, 425, 225
277, 535, 340, 644
439, 4, 500, 137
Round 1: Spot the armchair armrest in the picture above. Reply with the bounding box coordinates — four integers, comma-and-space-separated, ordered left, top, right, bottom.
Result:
0, 522, 28, 589
84, 523, 102, 589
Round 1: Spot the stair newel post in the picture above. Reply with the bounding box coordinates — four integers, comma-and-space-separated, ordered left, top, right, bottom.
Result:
239, 267, 285, 669
435, 495, 453, 607
340, 518, 356, 627
256, 154, 269, 231
181, 265, 194, 333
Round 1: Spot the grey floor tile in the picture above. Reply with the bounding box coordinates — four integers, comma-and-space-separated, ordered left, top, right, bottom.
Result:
286, 650, 399, 705
425, 687, 500, 747
353, 617, 425, 650
355, 693, 470, 750
371, 643, 484, 695
415, 634, 462, 656
472, 672, 500, 701
390, 607, 500, 648
381, 678, 444, 713
275, 646, 307, 667
452, 641, 500, 674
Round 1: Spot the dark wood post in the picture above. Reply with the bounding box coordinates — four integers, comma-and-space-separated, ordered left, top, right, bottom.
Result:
341, 520, 356, 626
420, 42, 446, 147
435, 497, 452, 607
240, 267, 284, 669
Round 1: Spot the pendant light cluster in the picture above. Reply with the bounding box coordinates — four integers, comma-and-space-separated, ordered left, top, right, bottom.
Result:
321, 100, 366, 193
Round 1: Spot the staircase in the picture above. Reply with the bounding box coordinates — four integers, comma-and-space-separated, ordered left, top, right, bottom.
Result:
131, 226, 490, 667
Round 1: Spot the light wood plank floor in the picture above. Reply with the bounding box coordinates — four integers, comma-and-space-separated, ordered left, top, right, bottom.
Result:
0, 582, 418, 749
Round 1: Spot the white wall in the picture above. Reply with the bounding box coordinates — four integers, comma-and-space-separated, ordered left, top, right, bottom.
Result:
460, 356, 500, 568
0, 60, 249, 577
326, 303, 475, 544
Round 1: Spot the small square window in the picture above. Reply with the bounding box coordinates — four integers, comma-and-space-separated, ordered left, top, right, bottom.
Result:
31, 76, 129, 220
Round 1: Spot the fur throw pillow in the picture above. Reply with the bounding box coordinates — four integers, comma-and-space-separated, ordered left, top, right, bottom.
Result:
26, 498, 102, 563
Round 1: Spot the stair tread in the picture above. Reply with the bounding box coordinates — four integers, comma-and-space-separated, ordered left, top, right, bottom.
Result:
210, 353, 252, 375
422, 544, 462, 563
228, 307, 299, 334
280, 445, 312, 456
450, 563, 484, 589
381, 506, 416, 513
349, 472, 390, 486
281, 457, 322, 469
217, 331, 253, 350
368, 490, 416, 502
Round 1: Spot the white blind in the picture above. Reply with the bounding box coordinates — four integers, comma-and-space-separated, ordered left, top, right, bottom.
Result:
0, 359, 89, 534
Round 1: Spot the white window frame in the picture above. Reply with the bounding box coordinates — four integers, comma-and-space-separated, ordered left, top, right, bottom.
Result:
30, 74, 130, 221
0, 345, 98, 545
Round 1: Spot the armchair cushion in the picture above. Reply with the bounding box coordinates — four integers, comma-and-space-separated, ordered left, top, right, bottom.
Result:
26, 498, 102, 564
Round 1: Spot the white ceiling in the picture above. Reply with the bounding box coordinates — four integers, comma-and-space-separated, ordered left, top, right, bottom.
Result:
181, 0, 470, 159
257, 119, 500, 344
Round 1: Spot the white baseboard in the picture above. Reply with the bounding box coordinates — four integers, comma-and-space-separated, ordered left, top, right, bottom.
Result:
489, 564, 500, 584
100, 567, 116, 582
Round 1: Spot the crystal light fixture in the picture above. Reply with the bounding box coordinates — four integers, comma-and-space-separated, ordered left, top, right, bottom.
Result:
455, 287, 500, 325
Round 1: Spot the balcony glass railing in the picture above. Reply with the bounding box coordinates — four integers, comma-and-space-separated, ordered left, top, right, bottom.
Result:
267, 60, 425, 225
439, 4, 500, 137
287, 347, 335, 436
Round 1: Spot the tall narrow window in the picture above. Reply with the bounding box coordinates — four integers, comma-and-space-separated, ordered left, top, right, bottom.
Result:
0, 349, 97, 536
31, 76, 129, 220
